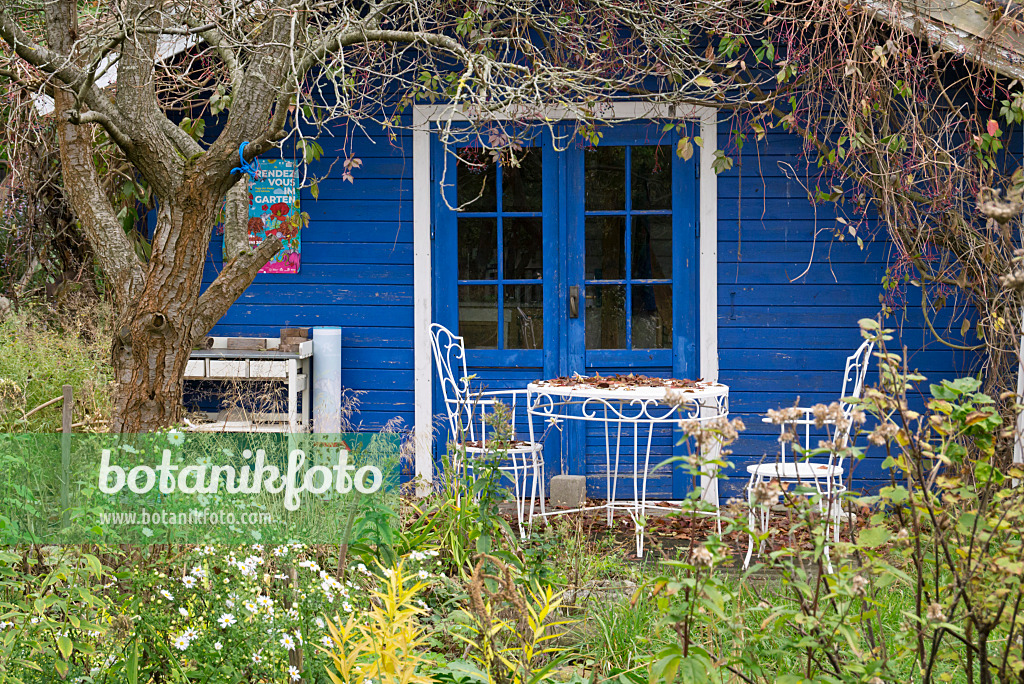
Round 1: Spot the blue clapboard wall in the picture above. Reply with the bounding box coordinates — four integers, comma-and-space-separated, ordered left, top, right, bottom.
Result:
202, 117, 988, 493
204, 125, 416, 432
714, 127, 982, 497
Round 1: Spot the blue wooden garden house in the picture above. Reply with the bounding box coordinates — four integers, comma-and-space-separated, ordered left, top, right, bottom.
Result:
204, 102, 974, 500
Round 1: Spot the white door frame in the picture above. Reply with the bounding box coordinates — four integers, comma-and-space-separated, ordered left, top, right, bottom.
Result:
411, 103, 719, 494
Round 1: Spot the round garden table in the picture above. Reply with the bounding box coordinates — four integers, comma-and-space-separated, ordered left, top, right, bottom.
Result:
525, 378, 730, 557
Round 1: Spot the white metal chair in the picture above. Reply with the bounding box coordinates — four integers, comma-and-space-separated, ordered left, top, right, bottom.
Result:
743, 338, 874, 571
429, 323, 545, 536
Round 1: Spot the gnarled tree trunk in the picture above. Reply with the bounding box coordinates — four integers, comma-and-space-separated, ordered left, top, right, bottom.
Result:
109, 191, 219, 433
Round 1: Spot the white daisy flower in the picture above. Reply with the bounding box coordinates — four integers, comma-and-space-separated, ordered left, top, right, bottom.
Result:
171, 634, 189, 651
314, 617, 325, 629
178, 607, 189, 618
321, 635, 332, 647
288, 665, 301, 681
160, 590, 174, 601
181, 576, 197, 588
217, 613, 236, 628
214, 641, 222, 651
191, 566, 207, 579
184, 627, 200, 641
342, 601, 352, 613
252, 651, 263, 664
280, 633, 296, 650
167, 429, 185, 446
244, 600, 258, 613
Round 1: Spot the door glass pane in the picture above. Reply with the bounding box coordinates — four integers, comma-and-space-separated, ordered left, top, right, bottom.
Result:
632, 285, 672, 349
458, 218, 498, 280
631, 146, 672, 210
503, 148, 542, 212
585, 284, 626, 349
503, 218, 543, 279
585, 217, 625, 280
457, 156, 497, 211
632, 216, 672, 279
459, 285, 498, 348
585, 146, 625, 211
504, 285, 543, 349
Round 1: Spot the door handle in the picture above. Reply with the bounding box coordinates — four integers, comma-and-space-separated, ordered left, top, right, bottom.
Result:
569, 285, 579, 318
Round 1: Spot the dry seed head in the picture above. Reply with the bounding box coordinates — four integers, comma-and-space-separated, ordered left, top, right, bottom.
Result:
690, 545, 713, 567
751, 479, 782, 506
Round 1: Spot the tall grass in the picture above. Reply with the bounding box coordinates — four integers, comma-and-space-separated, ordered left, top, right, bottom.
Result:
0, 302, 112, 432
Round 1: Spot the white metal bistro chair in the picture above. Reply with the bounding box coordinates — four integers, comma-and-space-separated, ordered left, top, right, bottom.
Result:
429, 323, 545, 536
743, 338, 874, 571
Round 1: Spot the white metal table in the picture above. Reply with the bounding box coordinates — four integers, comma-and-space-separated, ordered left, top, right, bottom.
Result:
526, 379, 730, 557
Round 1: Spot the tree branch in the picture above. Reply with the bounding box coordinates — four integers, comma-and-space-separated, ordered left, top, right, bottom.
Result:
191, 236, 282, 342
182, 12, 243, 93
68, 109, 133, 151
0, 7, 132, 149
41, 0, 145, 309
221, 179, 251, 260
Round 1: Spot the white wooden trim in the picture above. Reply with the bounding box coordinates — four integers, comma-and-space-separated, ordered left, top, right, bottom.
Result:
411, 103, 720, 493
413, 107, 434, 496
699, 111, 719, 382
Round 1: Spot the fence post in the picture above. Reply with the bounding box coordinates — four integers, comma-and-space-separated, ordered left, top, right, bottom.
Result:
61, 385, 72, 528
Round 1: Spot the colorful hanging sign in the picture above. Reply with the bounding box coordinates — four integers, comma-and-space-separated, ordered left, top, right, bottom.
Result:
247, 159, 301, 274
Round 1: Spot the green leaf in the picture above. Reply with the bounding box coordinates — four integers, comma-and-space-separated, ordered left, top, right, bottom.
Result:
976, 462, 1005, 486
438, 660, 489, 684
127, 640, 139, 684
858, 525, 891, 548
858, 317, 880, 331
82, 553, 102, 577
879, 485, 909, 504
57, 635, 72, 659
54, 658, 69, 678
694, 75, 715, 88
